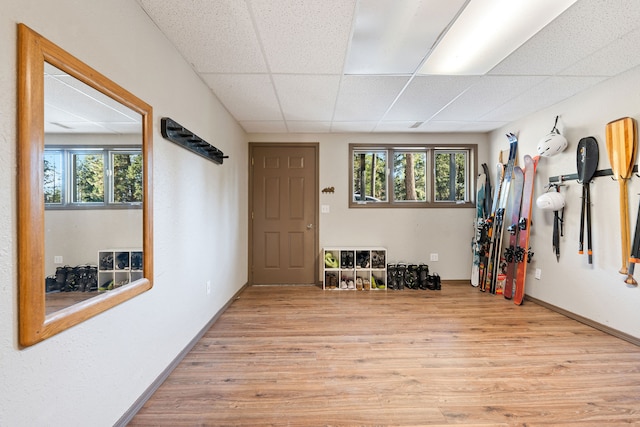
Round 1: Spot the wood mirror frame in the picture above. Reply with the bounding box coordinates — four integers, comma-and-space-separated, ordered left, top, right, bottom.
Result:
17, 23, 154, 347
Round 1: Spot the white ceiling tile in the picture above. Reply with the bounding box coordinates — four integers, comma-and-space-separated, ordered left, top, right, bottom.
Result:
490, 0, 640, 76
45, 65, 139, 123
331, 122, 378, 133
480, 76, 608, 122
433, 76, 547, 121
95, 2, 640, 134
384, 76, 480, 121
249, 0, 356, 74
333, 75, 409, 121
374, 121, 431, 132
345, 0, 466, 74
560, 27, 640, 76
456, 121, 508, 132
286, 121, 332, 133
201, 74, 283, 121
137, 0, 267, 73
241, 121, 288, 133
273, 75, 340, 121
414, 121, 467, 132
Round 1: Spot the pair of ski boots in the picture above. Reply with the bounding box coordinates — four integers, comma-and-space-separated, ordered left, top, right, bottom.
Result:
75, 265, 98, 292
51, 265, 98, 292
387, 263, 437, 290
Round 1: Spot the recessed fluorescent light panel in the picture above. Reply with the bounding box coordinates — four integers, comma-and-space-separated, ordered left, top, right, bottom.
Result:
419, 0, 578, 75
345, 0, 466, 74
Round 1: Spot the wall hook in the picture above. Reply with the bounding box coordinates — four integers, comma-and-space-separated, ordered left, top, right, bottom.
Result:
161, 117, 228, 164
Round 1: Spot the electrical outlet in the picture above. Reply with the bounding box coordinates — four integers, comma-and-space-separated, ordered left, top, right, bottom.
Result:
321, 204, 330, 213
206, 280, 211, 294
535, 268, 542, 280
54, 255, 63, 264
430, 253, 439, 262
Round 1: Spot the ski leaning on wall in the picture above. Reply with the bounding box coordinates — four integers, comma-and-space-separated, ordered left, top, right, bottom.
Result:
480, 162, 505, 291
502, 165, 524, 299
513, 154, 540, 305
471, 164, 490, 287
483, 133, 518, 294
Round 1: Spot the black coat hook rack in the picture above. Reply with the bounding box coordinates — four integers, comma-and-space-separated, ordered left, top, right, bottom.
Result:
549, 165, 639, 183
161, 117, 228, 164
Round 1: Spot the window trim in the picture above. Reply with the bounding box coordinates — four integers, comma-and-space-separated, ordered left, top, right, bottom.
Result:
44, 145, 143, 210
348, 143, 477, 209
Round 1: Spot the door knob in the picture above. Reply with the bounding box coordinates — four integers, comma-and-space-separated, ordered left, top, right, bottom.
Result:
306, 224, 313, 229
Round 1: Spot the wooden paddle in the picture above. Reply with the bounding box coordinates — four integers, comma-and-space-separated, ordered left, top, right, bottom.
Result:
605, 117, 637, 274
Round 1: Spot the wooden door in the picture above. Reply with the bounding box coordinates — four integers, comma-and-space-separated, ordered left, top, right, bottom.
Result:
250, 144, 318, 284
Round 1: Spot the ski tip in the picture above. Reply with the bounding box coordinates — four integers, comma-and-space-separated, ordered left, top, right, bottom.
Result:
624, 276, 638, 286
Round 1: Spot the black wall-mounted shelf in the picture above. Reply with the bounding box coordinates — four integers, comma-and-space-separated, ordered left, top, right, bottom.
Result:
160, 117, 228, 164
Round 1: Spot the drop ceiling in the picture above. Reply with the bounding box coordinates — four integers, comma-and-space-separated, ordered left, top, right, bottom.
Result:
136, 0, 640, 134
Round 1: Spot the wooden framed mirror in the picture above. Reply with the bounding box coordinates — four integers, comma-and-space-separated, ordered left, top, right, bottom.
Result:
17, 23, 153, 346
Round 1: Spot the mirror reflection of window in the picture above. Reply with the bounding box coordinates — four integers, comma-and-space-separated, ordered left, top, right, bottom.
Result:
44, 151, 63, 204
44, 147, 143, 207
112, 151, 143, 204
72, 151, 104, 203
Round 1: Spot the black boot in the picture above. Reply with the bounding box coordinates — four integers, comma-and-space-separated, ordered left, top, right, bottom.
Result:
406, 264, 419, 289
54, 266, 67, 291
76, 265, 88, 292
395, 263, 406, 290
418, 263, 429, 290
426, 273, 437, 290
387, 264, 397, 290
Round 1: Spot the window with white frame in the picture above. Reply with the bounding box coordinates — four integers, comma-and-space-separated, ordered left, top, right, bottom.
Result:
45, 147, 142, 209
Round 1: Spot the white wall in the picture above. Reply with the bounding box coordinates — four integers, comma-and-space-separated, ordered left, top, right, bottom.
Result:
45, 209, 142, 274
248, 132, 490, 280
488, 65, 640, 339
0, 1, 248, 426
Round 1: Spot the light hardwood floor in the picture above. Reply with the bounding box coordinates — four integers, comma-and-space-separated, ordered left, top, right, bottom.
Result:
129, 284, 640, 426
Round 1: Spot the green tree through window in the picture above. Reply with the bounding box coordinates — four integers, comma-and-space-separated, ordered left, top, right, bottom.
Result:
113, 153, 143, 203
435, 151, 467, 202
353, 151, 387, 202
73, 153, 104, 202
44, 152, 63, 204
394, 152, 426, 201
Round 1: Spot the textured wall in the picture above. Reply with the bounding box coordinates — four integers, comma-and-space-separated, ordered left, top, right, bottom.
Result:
0, 1, 248, 425
247, 132, 490, 280
488, 65, 640, 339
